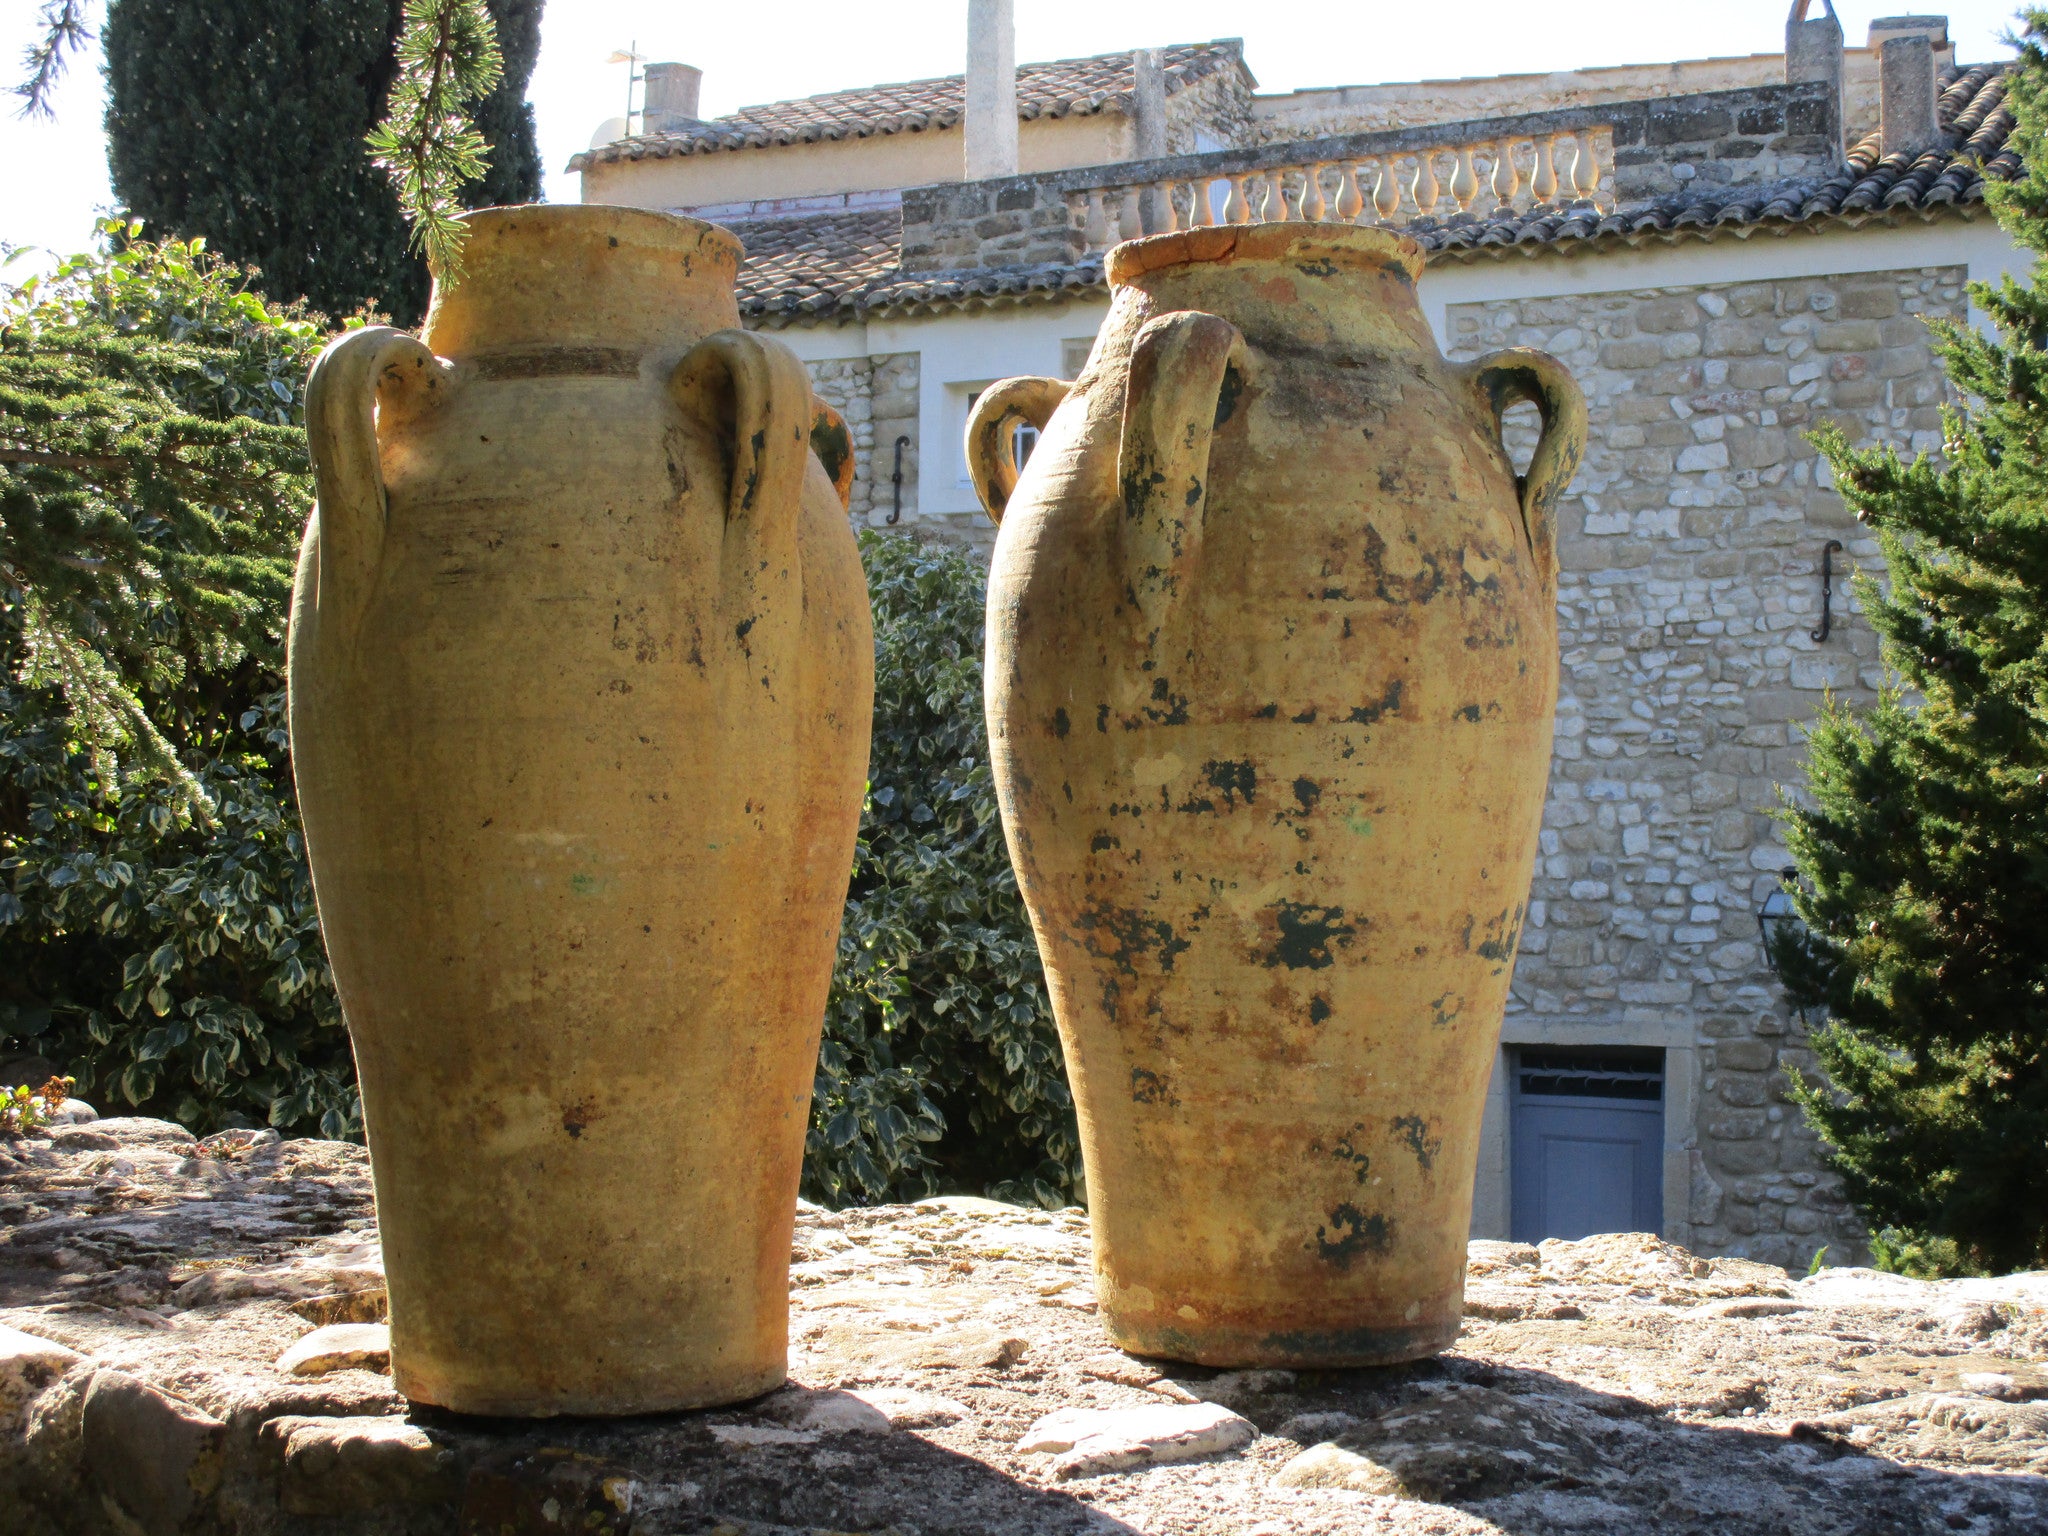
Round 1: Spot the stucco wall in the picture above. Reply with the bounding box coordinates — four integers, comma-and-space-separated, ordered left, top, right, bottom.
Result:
582, 114, 1132, 211
1251, 44, 1936, 148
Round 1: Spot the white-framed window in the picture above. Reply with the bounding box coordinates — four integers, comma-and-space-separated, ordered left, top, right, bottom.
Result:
957, 383, 1040, 484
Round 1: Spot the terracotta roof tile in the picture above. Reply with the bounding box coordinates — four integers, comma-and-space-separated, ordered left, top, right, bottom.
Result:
731, 207, 901, 318
573, 40, 1247, 171
1395, 62, 2017, 261
735, 61, 2023, 321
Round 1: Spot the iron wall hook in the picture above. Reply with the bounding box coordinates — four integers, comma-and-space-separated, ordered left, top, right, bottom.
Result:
888, 434, 911, 524
1811, 539, 1845, 643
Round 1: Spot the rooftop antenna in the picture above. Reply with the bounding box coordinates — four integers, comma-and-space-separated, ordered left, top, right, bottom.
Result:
607, 44, 647, 135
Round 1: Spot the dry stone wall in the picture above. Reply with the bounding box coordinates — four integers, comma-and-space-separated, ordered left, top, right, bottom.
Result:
1447, 264, 1966, 1269
4, 1113, 2045, 1535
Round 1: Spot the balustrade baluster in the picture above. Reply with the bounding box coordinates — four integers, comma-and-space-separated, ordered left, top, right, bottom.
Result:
1194, 177, 1219, 226
1335, 162, 1365, 222
1257, 173, 1282, 223
1373, 156, 1402, 222
1130, 189, 1163, 243
1302, 162, 1329, 222
1412, 151, 1442, 218
1491, 139, 1521, 209
1572, 133, 1600, 200
1532, 135, 1559, 204
1450, 145, 1479, 213
1224, 174, 1251, 225
1084, 189, 1109, 251
1161, 180, 1187, 232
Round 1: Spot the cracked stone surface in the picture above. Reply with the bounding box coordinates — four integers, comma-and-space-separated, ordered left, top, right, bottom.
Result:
3, 1115, 2046, 1534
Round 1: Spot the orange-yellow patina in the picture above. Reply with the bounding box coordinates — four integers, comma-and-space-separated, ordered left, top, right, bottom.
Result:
970, 223, 1584, 1366
289, 206, 872, 1415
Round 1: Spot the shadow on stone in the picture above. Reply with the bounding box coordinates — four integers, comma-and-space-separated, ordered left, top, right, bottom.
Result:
1171, 1353, 2047, 1534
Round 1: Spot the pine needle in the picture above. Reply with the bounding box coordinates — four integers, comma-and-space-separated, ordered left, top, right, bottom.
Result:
12, 0, 93, 121
367, 0, 505, 284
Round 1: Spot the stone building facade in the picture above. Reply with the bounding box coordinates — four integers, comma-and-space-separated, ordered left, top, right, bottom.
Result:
1450, 267, 1963, 1265
802, 353, 921, 526
581, 15, 2026, 1266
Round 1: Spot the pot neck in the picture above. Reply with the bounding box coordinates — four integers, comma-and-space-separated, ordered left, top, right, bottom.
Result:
419, 205, 744, 360
1109, 224, 1436, 357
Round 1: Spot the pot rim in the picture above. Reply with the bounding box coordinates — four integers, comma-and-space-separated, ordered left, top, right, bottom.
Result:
1106, 222, 1424, 286
457, 202, 746, 266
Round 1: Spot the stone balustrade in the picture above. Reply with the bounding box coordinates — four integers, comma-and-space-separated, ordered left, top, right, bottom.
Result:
1067, 130, 1616, 252
900, 80, 1842, 274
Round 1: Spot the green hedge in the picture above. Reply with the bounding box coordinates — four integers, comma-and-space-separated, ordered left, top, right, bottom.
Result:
0, 227, 355, 1135
1, 240, 1077, 1199
805, 534, 1080, 1209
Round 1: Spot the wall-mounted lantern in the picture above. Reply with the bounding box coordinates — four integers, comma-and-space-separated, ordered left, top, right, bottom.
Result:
1758, 867, 1803, 981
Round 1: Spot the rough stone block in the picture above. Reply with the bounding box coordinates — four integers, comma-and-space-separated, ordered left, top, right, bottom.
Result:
1634, 297, 1699, 334
276, 1323, 390, 1379
1837, 287, 1902, 320
1715, 1139, 1782, 1175
82, 1371, 225, 1536
0, 1325, 81, 1425
267, 1415, 459, 1517
1814, 321, 1883, 353
1020, 1401, 1254, 1479
1718, 1073, 1771, 1108
1602, 339, 1665, 370
1649, 104, 1734, 145
1705, 319, 1767, 357
1717, 1040, 1776, 1073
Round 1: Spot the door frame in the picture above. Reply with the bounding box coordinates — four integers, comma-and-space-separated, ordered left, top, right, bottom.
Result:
1470, 1017, 1699, 1248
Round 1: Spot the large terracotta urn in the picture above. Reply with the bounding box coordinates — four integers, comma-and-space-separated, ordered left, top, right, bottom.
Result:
288, 206, 872, 1415
968, 223, 1584, 1367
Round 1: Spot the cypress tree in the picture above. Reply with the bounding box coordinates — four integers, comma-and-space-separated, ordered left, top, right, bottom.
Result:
101, 0, 542, 326
1774, 14, 2048, 1276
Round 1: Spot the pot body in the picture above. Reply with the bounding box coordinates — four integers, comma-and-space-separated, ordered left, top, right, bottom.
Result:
287, 206, 872, 1415
976, 224, 1583, 1366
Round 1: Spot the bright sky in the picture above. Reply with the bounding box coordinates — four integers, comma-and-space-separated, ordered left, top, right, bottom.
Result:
0, 1, 2035, 266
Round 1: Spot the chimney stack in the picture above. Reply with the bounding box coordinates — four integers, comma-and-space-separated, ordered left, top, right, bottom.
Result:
1132, 49, 1168, 232
1873, 17, 1946, 158
965, 0, 1018, 181
642, 63, 703, 133
1132, 50, 1167, 158
1784, 0, 1843, 122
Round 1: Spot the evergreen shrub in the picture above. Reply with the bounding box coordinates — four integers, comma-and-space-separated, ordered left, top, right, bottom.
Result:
102, 0, 543, 326
0, 223, 355, 1135
1774, 13, 2048, 1275
805, 534, 1081, 1209
2, 276, 1079, 1191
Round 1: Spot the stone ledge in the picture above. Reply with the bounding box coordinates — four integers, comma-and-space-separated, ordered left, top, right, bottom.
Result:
3, 1116, 2045, 1533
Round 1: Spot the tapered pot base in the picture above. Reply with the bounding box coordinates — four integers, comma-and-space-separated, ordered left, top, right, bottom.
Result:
396, 1364, 788, 1420
1104, 1312, 1462, 1370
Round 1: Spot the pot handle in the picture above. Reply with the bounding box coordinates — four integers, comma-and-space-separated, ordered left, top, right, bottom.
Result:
810, 400, 856, 512
1119, 309, 1245, 635
671, 329, 814, 592
965, 376, 1070, 525
303, 326, 453, 638
1460, 347, 1586, 590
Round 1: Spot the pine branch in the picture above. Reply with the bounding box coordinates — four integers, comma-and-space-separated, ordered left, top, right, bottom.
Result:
0, 446, 126, 474
367, 0, 504, 284
13, 0, 93, 120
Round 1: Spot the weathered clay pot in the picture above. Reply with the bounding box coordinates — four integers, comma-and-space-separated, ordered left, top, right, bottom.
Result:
968, 223, 1584, 1367
288, 206, 872, 1415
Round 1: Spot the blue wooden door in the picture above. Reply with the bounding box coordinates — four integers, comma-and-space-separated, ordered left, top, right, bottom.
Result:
1510, 1047, 1664, 1243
